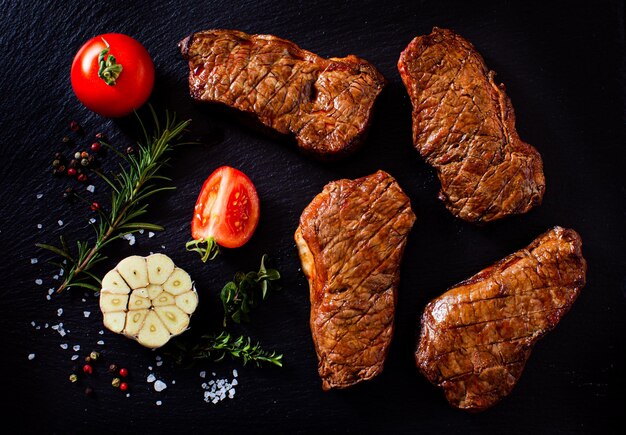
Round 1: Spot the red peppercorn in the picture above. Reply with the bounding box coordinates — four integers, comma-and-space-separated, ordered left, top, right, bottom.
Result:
67, 168, 77, 177
119, 367, 128, 377
90, 202, 100, 211
77, 173, 87, 183
83, 364, 93, 374
119, 382, 128, 391
91, 142, 101, 152
70, 121, 82, 133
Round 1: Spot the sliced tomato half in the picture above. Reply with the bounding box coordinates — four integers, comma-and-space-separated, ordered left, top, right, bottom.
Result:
191, 166, 260, 249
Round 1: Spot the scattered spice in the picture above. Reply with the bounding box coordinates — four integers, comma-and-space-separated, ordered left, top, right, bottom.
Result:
69, 120, 82, 133
69, 374, 78, 383
111, 377, 121, 388
83, 364, 93, 374
119, 367, 128, 377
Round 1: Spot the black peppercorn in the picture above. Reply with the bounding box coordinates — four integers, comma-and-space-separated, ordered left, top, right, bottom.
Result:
108, 363, 118, 373
81, 158, 90, 167
126, 146, 135, 155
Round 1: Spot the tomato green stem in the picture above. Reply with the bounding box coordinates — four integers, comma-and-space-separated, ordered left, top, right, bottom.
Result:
98, 47, 123, 86
185, 237, 220, 262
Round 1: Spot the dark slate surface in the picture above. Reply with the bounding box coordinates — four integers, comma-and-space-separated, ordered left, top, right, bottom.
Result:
1, 0, 624, 433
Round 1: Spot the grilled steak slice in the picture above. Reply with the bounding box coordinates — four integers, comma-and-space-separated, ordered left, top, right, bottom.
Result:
179, 30, 386, 160
398, 27, 545, 223
415, 226, 586, 411
295, 170, 416, 390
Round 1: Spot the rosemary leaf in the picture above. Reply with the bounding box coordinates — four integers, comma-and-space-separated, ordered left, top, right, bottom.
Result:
37, 106, 191, 293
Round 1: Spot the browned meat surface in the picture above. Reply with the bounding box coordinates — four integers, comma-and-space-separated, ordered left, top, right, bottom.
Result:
415, 226, 586, 411
295, 170, 416, 390
179, 29, 386, 160
398, 27, 545, 223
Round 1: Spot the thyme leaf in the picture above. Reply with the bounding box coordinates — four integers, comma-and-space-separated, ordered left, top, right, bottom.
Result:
170, 331, 283, 368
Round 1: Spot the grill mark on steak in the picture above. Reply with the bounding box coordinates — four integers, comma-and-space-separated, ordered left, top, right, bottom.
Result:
398, 27, 545, 223
415, 226, 586, 411
180, 30, 386, 160
296, 170, 416, 390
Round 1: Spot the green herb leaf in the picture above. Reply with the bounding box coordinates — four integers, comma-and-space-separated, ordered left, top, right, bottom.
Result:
220, 254, 281, 326
169, 332, 283, 368
36, 106, 191, 293
185, 237, 220, 262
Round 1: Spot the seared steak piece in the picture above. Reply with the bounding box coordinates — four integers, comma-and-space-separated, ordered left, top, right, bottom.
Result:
398, 27, 545, 223
295, 170, 416, 390
179, 30, 386, 160
415, 226, 586, 411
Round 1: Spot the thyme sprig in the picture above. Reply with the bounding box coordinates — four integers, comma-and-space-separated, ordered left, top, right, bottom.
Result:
171, 332, 283, 368
37, 107, 191, 293
221, 254, 281, 326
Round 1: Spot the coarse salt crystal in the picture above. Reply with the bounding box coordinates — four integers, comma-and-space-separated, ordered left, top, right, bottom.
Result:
139, 229, 144, 234
233, 369, 238, 378
98, 330, 104, 335
35, 279, 43, 285
156, 361, 163, 367
60, 343, 68, 350
89, 218, 96, 224
156, 401, 162, 406
84, 311, 91, 318
72, 345, 80, 351
232, 379, 238, 386
154, 380, 167, 392
146, 374, 156, 383
57, 308, 63, 316
97, 340, 104, 345
36, 193, 43, 199
86, 185, 95, 193
48, 288, 54, 295
58, 220, 63, 226
148, 232, 155, 238
53, 275, 59, 280
28, 353, 35, 360
31, 258, 38, 264
71, 355, 79, 361
37, 224, 43, 229
171, 380, 176, 385
199, 371, 206, 378
46, 295, 51, 300
31, 321, 36, 327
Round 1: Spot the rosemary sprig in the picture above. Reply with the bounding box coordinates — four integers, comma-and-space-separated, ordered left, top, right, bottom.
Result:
171, 332, 283, 368
221, 254, 281, 326
36, 107, 191, 293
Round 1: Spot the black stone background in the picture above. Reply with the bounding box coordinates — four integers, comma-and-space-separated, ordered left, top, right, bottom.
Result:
0, 0, 624, 433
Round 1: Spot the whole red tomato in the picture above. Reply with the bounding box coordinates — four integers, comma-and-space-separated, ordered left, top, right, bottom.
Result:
70, 33, 155, 118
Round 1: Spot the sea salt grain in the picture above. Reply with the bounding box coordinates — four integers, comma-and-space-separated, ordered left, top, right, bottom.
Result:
156, 401, 162, 406
199, 371, 206, 378
97, 340, 104, 345
86, 185, 95, 193
154, 380, 167, 392
123, 234, 136, 246
89, 218, 96, 224
35, 279, 43, 285
73, 345, 80, 352
99, 330, 104, 335
31, 258, 38, 264
36, 193, 43, 199
28, 353, 35, 360
57, 308, 63, 316
60, 344, 68, 350
37, 224, 43, 229
84, 311, 91, 318
148, 232, 155, 238
71, 355, 79, 361
146, 374, 156, 383
58, 220, 64, 226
